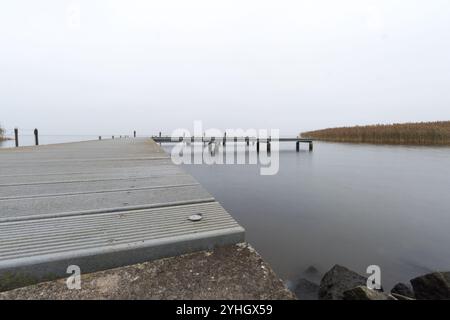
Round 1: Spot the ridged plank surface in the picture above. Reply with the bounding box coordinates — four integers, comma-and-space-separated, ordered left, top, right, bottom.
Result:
0, 202, 243, 265
0, 138, 244, 289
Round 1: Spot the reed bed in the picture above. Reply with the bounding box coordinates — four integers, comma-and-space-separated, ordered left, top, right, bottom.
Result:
301, 121, 450, 145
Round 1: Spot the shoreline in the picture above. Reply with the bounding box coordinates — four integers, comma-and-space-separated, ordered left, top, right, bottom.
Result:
0, 243, 296, 300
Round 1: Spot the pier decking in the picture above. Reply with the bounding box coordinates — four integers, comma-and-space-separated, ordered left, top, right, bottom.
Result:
0, 138, 244, 290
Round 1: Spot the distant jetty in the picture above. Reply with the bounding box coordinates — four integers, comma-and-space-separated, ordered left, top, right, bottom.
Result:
0, 126, 12, 141
301, 121, 450, 145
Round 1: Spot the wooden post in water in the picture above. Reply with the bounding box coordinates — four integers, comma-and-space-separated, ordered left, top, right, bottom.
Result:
223, 132, 226, 146
246, 137, 249, 146
99, 136, 102, 140
34, 128, 39, 146
267, 136, 271, 153
256, 138, 260, 153
112, 136, 114, 139
296, 141, 300, 152
134, 131, 136, 138
309, 141, 313, 151
14, 128, 19, 147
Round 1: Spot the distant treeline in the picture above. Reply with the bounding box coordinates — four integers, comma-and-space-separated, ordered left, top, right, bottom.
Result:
301, 121, 450, 145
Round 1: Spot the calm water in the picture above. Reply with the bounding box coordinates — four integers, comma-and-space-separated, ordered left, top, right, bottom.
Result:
164, 142, 450, 290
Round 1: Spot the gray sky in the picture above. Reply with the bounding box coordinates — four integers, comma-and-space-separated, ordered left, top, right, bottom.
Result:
1, 0, 450, 136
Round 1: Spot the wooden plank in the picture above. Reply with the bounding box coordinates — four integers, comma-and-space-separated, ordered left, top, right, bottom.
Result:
0, 138, 245, 288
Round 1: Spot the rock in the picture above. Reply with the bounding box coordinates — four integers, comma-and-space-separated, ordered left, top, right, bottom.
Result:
343, 286, 394, 300
304, 266, 319, 275
410, 272, 450, 300
294, 278, 320, 300
391, 282, 414, 298
303, 265, 322, 283
318, 265, 367, 300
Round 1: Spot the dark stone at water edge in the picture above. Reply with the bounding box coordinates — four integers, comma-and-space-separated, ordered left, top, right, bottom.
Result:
304, 266, 319, 275
391, 282, 414, 299
294, 278, 320, 300
318, 265, 367, 300
302, 265, 322, 283
410, 272, 450, 300
343, 286, 394, 300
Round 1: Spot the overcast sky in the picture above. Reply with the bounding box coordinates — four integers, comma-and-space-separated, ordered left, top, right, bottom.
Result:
1, 0, 450, 136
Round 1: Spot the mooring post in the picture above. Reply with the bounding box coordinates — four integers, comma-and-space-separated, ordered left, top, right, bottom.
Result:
134, 131, 136, 138
99, 136, 102, 140
112, 136, 114, 139
256, 138, 260, 153
14, 128, 19, 147
267, 136, 271, 153
296, 141, 300, 152
223, 132, 226, 146
33, 128, 39, 146
309, 141, 313, 151
246, 136, 249, 146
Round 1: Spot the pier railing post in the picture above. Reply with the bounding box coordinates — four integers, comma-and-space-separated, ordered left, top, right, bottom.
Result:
34, 128, 39, 146
14, 128, 19, 147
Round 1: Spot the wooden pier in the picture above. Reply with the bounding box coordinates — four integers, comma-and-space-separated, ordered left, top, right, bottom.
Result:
152, 136, 314, 152
0, 138, 244, 290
